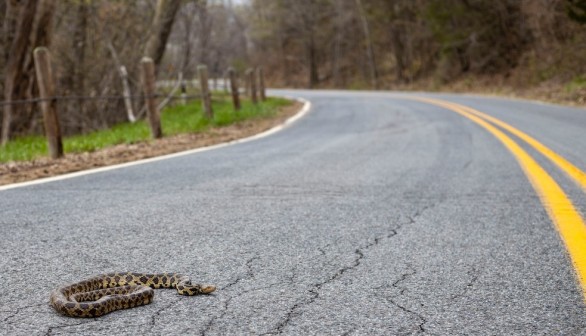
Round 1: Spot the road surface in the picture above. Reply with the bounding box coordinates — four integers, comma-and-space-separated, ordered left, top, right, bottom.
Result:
1, 90, 585, 335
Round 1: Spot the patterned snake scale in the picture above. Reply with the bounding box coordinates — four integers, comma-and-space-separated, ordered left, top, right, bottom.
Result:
49, 272, 216, 317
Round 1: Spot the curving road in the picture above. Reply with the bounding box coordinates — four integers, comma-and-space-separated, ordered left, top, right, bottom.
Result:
0, 90, 585, 335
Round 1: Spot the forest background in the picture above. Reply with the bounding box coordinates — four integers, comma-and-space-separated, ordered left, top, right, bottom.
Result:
2, 0, 586, 141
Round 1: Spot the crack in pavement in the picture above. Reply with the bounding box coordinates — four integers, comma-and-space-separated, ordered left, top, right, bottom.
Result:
45, 320, 98, 336
147, 297, 185, 334
450, 266, 480, 301
200, 282, 286, 336
200, 255, 260, 336
223, 255, 260, 291
261, 243, 378, 336
386, 266, 427, 334
2, 303, 48, 324
47, 321, 146, 335
261, 244, 379, 335
262, 202, 439, 335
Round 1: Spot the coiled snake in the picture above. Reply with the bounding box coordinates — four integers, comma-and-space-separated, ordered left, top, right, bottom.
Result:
49, 272, 216, 317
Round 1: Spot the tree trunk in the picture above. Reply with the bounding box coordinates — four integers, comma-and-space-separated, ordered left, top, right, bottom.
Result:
196, 0, 212, 66
180, 10, 193, 76
280, 33, 291, 87
332, 27, 343, 88
3, 0, 21, 65
390, 26, 406, 83
307, 33, 319, 89
2, 0, 35, 144
331, 1, 345, 88
71, 1, 87, 129
2, 0, 56, 144
144, 0, 182, 69
355, 0, 378, 89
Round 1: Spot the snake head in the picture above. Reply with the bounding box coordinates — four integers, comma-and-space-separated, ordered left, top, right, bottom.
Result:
201, 285, 216, 294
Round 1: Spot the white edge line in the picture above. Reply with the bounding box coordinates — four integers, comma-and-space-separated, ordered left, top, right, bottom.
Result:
0, 96, 311, 191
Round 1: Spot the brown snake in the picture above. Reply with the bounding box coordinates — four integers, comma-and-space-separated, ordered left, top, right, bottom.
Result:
49, 272, 215, 317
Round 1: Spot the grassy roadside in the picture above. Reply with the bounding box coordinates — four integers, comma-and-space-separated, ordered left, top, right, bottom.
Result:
0, 96, 291, 163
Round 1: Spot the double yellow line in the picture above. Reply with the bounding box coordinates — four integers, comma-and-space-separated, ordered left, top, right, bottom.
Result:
409, 96, 586, 299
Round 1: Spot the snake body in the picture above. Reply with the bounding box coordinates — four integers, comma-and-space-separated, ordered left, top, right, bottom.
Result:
49, 272, 215, 317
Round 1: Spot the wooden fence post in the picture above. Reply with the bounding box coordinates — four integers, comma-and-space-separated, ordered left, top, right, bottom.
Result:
141, 57, 162, 139
257, 66, 266, 101
33, 47, 63, 159
228, 67, 241, 111
180, 80, 187, 105
246, 68, 258, 104
198, 65, 213, 119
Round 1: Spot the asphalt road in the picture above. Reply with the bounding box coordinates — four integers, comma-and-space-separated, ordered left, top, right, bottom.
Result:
1, 90, 585, 335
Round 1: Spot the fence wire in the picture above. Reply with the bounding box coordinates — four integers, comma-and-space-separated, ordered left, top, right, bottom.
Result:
0, 93, 205, 107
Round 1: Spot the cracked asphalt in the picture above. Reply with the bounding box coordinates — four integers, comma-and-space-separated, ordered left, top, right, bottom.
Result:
1, 90, 585, 335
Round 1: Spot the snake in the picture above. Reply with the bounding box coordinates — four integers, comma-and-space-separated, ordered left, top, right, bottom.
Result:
49, 272, 216, 317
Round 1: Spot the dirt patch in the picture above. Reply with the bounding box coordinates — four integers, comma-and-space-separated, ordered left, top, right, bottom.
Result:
0, 100, 303, 186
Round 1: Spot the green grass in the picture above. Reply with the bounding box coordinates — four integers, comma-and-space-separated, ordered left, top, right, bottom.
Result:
564, 75, 586, 93
0, 96, 291, 163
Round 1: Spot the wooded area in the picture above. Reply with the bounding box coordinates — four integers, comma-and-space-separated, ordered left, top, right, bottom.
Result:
247, 0, 586, 91
1, 0, 586, 142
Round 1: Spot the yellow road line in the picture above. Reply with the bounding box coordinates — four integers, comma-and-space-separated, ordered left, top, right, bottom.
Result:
458, 103, 586, 193
409, 96, 586, 299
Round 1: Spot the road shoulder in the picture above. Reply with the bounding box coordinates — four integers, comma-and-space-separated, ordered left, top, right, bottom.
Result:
0, 100, 305, 187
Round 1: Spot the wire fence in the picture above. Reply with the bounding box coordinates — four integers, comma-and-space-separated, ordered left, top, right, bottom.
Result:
0, 73, 234, 107
0, 50, 263, 160
0, 93, 206, 107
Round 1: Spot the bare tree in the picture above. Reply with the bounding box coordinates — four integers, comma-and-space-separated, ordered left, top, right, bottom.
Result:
1, 0, 584, 143
355, 0, 378, 89
196, 0, 212, 66
2, 0, 56, 145
145, 0, 182, 69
